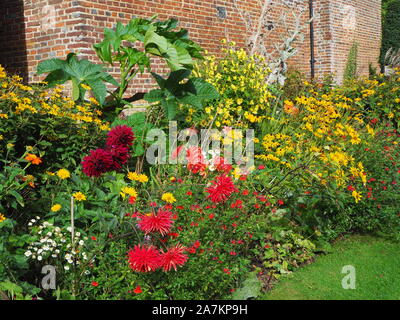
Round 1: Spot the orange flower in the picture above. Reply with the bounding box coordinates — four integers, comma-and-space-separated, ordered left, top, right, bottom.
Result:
25, 153, 42, 165
284, 103, 300, 116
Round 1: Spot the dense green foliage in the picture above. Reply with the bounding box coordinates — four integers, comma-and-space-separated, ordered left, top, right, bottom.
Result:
344, 43, 359, 81
380, 0, 400, 66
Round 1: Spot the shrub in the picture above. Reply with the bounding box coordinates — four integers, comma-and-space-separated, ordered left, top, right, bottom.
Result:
380, 0, 400, 67
332, 75, 400, 127
344, 42, 358, 81
0, 65, 109, 292
186, 42, 274, 129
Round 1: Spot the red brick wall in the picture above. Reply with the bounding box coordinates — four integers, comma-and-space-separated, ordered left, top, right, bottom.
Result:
0, 0, 29, 79
330, 0, 382, 82
0, 0, 381, 91
312, 0, 382, 83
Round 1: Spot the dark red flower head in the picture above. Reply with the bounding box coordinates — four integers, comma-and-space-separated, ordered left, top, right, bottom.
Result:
82, 148, 114, 177
160, 244, 188, 272
127, 245, 161, 272
205, 174, 236, 203
106, 125, 135, 148
108, 145, 129, 169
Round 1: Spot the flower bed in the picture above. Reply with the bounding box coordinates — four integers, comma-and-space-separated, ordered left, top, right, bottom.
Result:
0, 19, 399, 300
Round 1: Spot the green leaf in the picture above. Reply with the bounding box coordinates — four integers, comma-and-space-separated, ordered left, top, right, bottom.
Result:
161, 99, 178, 120
231, 273, 262, 300
86, 77, 107, 105
43, 69, 70, 87
9, 190, 24, 207
37, 58, 66, 74
144, 28, 169, 54
144, 89, 165, 103
179, 78, 219, 108
0, 281, 23, 294
71, 78, 80, 101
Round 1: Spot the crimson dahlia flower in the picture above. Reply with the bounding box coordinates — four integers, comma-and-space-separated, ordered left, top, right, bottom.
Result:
106, 125, 135, 148
205, 174, 236, 203
81, 148, 114, 177
138, 209, 173, 235
127, 245, 161, 272
108, 145, 129, 169
160, 244, 188, 272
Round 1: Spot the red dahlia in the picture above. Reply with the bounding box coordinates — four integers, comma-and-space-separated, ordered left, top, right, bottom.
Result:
138, 209, 173, 235
81, 148, 114, 177
160, 244, 188, 272
108, 145, 129, 169
205, 174, 236, 203
127, 245, 161, 272
106, 125, 135, 148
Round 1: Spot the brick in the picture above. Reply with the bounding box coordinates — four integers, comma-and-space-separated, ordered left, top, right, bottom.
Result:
0, 0, 382, 89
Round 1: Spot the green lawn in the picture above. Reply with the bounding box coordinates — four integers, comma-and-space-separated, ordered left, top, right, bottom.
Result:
261, 235, 400, 300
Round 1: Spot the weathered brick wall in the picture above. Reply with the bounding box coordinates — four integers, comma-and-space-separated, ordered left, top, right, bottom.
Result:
0, 0, 29, 79
330, 0, 382, 83
0, 0, 381, 92
312, 0, 382, 83
75, 0, 310, 93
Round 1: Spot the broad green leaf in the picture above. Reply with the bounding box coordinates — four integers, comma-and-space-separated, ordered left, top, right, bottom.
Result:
37, 58, 66, 74
231, 273, 262, 300
85, 77, 107, 105
71, 78, 80, 101
144, 89, 165, 103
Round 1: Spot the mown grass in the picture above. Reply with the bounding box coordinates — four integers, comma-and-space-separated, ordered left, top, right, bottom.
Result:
261, 235, 400, 300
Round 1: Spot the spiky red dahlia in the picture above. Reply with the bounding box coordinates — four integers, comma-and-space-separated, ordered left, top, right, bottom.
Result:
81, 148, 114, 177
127, 245, 161, 272
205, 174, 236, 203
138, 209, 173, 235
106, 125, 135, 148
160, 244, 188, 272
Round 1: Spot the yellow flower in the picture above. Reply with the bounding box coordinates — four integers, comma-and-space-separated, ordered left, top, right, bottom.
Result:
73, 192, 86, 201
0, 213, 6, 223
127, 172, 148, 183
352, 190, 362, 204
366, 124, 375, 136
57, 168, 71, 180
161, 192, 176, 203
137, 174, 149, 183
89, 97, 99, 105
120, 186, 138, 199
51, 204, 62, 212
80, 83, 91, 90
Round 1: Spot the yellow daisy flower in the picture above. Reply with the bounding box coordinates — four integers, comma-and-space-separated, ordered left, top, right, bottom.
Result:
57, 169, 71, 180
161, 192, 176, 204
51, 204, 62, 212
73, 192, 86, 201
